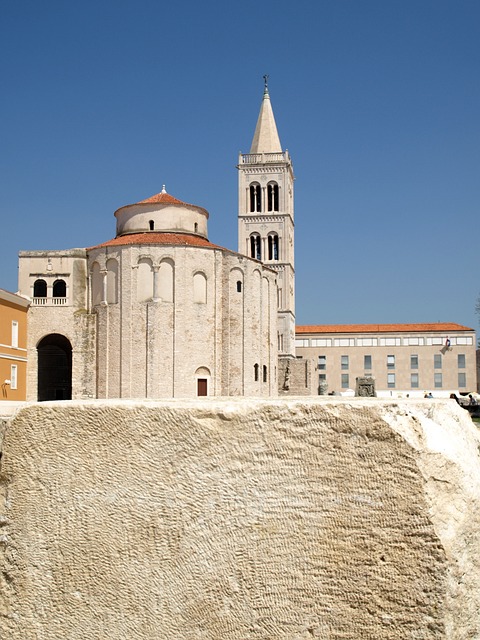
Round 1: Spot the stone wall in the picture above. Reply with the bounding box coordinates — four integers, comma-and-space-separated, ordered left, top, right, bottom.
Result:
88, 244, 278, 398
1, 398, 480, 638
278, 356, 316, 395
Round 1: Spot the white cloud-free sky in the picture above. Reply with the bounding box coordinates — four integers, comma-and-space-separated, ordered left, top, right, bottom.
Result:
1, 0, 479, 330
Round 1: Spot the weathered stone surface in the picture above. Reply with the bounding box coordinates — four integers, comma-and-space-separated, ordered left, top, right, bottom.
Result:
1, 398, 479, 639
356, 376, 376, 397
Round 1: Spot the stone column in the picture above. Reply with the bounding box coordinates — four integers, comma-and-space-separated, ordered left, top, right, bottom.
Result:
152, 266, 160, 302
101, 270, 108, 305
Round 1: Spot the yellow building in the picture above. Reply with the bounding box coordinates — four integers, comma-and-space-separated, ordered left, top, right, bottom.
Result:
0, 288, 29, 401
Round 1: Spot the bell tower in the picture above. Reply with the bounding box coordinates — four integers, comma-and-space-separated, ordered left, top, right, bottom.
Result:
237, 77, 295, 357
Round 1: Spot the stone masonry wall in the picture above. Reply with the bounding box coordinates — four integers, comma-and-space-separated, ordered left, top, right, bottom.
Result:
1, 398, 479, 639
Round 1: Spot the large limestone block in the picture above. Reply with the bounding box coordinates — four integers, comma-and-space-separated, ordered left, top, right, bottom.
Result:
1, 398, 479, 639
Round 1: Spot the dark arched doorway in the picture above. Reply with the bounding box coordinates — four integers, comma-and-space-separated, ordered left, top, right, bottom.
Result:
37, 334, 72, 401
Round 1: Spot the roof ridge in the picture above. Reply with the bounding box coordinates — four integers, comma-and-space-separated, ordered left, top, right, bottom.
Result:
296, 322, 475, 333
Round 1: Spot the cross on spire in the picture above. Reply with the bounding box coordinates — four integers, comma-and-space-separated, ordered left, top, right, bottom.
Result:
263, 74, 269, 94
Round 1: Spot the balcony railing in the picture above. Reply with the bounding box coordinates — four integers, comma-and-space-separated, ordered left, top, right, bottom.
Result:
32, 297, 68, 306
240, 151, 290, 165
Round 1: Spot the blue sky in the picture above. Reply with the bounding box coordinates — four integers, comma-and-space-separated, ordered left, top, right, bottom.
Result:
1, 0, 479, 330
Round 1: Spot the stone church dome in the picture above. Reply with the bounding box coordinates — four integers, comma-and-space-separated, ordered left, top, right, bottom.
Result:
114, 186, 209, 239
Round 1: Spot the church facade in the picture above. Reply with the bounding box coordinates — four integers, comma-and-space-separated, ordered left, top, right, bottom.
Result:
18, 190, 278, 400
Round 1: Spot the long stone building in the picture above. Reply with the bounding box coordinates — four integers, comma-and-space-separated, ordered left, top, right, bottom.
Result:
295, 322, 477, 397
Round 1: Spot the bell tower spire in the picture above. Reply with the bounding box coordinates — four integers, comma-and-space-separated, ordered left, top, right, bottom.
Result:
237, 79, 296, 358
249, 75, 282, 154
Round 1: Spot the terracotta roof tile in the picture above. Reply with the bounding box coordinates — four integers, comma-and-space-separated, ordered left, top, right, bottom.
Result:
88, 232, 221, 251
115, 190, 209, 218
138, 192, 185, 205
296, 322, 474, 334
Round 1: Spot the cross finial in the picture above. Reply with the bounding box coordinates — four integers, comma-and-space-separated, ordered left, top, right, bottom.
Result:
263, 74, 269, 94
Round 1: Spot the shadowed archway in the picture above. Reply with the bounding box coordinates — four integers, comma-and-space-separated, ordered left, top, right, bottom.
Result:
37, 334, 72, 401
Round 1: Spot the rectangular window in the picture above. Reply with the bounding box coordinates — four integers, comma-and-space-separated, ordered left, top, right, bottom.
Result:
456, 336, 473, 345
318, 355, 326, 370
387, 373, 395, 388
411, 373, 419, 388
311, 338, 331, 347
319, 374, 326, 382
334, 338, 355, 347
11, 321, 19, 348
404, 337, 424, 346
387, 355, 395, 369
434, 373, 443, 388
341, 374, 349, 389
457, 354, 466, 369
341, 355, 349, 370
380, 337, 401, 346
458, 372, 466, 388
357, 338, 378, 346
364, 355, 372, 370
10, 365, 17, 390
410, 354, 418, 369
434, 354, 442, 369
295, 339, 309, 348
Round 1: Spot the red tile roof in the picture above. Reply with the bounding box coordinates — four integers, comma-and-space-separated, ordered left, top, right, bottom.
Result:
88, 232, 221, 251
296, 322, 474, 334
138, 192, 185, 205
114, 190, 209, 218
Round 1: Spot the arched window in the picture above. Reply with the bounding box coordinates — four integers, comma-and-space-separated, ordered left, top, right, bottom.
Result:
254, 363, 259, 381
158, 259, 174, 302
267, 234, 279, 261
33, 279, 47, 298
149, 220, 154, 231
236, 281, 242, 293
267, 182, 279, 212
193, 272, 207, 304
249, 183, 261, 212
137, 258, 153, 302
52, 279, 66, 298
106, 259, 118, 304
250, 234, 261, 260
194, 223, 198, 233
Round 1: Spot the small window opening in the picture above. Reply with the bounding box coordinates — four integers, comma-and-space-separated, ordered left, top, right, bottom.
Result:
250, 235, 261, 260
236, 281, 242, 293
263, 365, 267, 382
53, 279, 66, 298
254, 363, 259, 381
267, 183, 279, 212
33, 279, 47, 298
249, 184, 261, 212
194, 222, 198, 233
149, 220, 154, 231
268, 235, 279, 260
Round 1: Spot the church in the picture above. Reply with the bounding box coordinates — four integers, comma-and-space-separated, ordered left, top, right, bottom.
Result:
16, 81, 477, 401
17, 81, 296, 400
